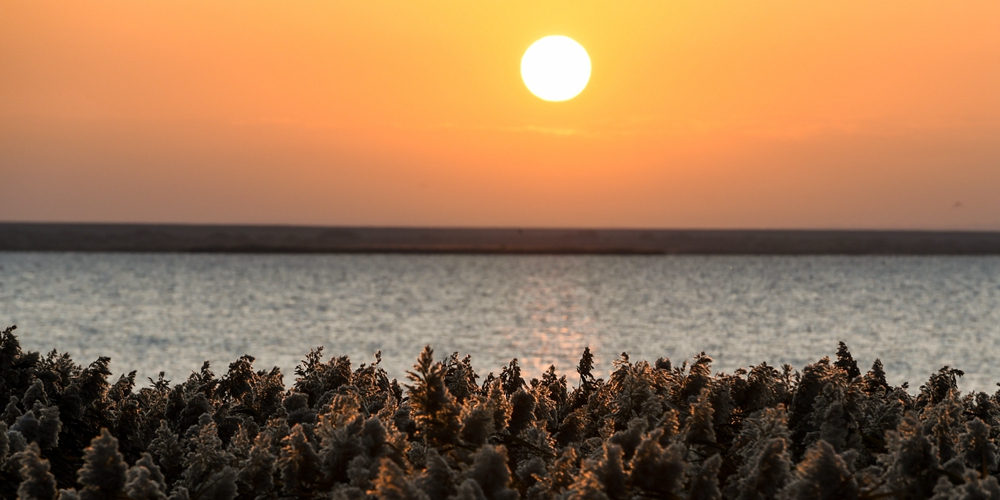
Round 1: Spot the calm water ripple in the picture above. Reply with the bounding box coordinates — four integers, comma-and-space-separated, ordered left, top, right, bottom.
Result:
1, 253, 999, 391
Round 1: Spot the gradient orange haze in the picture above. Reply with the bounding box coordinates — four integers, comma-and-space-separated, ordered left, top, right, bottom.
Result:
3, 1, 1000, 228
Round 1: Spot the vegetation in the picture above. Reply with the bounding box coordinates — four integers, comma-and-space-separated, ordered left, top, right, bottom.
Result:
2, 323, 1000, 499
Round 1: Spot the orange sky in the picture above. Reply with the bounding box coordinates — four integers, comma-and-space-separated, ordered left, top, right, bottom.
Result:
2, 1, 1000, 228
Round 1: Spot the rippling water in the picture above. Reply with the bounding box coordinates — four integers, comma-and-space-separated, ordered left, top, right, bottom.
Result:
2, 252, 999, 391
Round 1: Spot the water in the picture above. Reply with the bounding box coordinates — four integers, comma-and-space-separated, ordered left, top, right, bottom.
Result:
2, 252, 999, 392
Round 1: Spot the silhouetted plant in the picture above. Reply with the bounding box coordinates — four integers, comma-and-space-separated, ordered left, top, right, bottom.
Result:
406, 347, 461, 449
6, 323, 1000, 499
77, 429, 127, 500
780, 440, 858, 500
18, 442, 58, 500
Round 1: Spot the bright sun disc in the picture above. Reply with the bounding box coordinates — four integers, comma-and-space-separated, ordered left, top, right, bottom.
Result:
521, 36, 591, 102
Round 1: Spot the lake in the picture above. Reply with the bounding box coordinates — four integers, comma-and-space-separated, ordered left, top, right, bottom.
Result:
2, 252, 999, 392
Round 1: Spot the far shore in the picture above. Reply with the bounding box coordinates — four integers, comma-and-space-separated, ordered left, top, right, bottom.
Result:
4, 222, 1000, 254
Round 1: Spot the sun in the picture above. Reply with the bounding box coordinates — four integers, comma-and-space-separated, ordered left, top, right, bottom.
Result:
521, 36, 591, 102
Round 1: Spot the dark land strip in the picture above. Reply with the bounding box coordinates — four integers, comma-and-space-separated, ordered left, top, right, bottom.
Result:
3, 222, 1000, 254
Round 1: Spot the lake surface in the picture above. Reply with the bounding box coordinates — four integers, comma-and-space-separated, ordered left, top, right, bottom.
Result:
2, 253, 999, 392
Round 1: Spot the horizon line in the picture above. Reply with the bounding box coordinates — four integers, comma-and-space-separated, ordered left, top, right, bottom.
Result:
4, 222, 1000, 255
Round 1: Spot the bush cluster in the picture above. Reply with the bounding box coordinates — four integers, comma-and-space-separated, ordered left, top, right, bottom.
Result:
2, 323, 1000, 499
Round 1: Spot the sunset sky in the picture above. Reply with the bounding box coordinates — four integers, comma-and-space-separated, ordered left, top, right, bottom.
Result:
3, 1, 1000, 229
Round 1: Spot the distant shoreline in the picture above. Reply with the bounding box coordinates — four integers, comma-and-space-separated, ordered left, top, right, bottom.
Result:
3, 222, 1000, 254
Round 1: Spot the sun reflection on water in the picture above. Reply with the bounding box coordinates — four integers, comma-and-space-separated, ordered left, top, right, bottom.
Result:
502, 271, 598, 382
